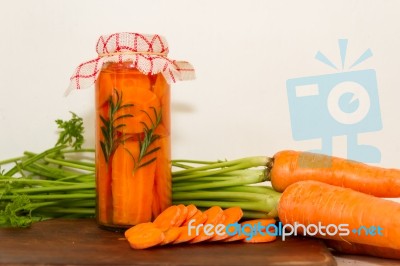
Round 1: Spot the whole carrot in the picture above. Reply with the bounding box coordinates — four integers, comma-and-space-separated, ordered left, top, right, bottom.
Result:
173, 151, 400, 198
175, 178, 400, 250
269, 150, 400, 197
278, 180, 400, 250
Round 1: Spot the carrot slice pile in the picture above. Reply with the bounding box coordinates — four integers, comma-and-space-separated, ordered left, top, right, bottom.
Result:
128, 227, 165, 250
125, 205, 276, 249
210, 206, 243, 241
174, 204, 188, 227
183, 210, 207, 226
161, 227, 182, 245
189, 206, 224, 243
153, 205, 182, 232
172, 226, 197, 244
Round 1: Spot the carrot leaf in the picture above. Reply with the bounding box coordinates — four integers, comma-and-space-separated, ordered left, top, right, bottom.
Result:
55, 112, 84, 150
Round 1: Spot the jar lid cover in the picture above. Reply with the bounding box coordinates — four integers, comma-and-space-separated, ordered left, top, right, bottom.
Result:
66, 32, 195, 94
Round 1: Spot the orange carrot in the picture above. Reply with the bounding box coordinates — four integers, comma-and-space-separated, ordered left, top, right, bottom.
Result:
270, 150, 400, 197
95, 64, 114, 107
203, 206, 224, 225
325, 240, 400, 260
95, 82, 113, 226
111, 140, 156, 225
189, 206, 224, 243
127, 226, 165, 249
161, 227, 182, 245
185, 204, 198, 221
153, 205, 182, 232
151, 185, 161, 220
172, 226, 197, 244
242, 233, 276, 243
183, 210, 207, 226
95, 129, 113, 225
112, 69, 159, 135
278, 180, 400, 250
152, 73, 171, 136
210, 207, 243, 241
125, 222, 156, 239
174, 204, 188, 227
153, 136, 172, 216
131, 158, 157, 224
111, 142, 138, 225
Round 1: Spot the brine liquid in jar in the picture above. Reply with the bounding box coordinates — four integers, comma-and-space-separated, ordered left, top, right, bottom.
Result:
95, 61, 171, 230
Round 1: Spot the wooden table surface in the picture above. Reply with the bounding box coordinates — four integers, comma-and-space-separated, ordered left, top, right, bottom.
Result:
0, 219, 337, 266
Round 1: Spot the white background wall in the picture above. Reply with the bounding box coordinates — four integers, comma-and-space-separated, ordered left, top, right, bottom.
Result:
1, 0, 400, 169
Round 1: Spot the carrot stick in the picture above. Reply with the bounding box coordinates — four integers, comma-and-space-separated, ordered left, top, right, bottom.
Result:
95, 66, 114, 107
127, 226, 165, 249
152, 73, 171, 136
111, 142, 137, 225
210, 206, 243, 241
130, 156, 157, 224
278, 180, 400, 250
270, 150, 400, 197
325, 240, 400, 260
95, 76, 113, 225
153, 136, 172, 214
153, 205, 182, 232
112, 68, 160, 135
111, 140, 156, 225
95, 110, 113, 225
151, 186, 162, 220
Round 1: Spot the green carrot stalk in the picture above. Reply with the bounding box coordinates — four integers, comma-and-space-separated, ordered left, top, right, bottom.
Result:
0, 113, 96, 227
171, 157, 279, 219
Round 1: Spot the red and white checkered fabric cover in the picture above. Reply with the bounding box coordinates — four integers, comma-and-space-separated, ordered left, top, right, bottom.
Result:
66, 32, 195, 94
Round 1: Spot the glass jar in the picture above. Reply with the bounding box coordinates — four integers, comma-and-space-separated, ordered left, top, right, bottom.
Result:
95, 62, 171, 229
67, 32, 195, 230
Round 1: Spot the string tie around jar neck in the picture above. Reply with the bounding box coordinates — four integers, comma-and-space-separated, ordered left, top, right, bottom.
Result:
98, 51, 168, 58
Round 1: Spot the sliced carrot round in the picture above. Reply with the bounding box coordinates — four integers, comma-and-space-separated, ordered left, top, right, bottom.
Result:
124, 222, 156, 239
153, 205, 181, 232
186, 204, 198, 220
242, 233, 276, 243
183, 210, 207, 226
172, 226, 197, 244
203, 206, 224, 225
127, 226, 165, 249
161, 227, 182, 245
210, 207, 243, 241
174, 204, 188, 227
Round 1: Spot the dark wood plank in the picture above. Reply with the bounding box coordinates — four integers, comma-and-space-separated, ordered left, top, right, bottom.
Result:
0, 219, 336, 266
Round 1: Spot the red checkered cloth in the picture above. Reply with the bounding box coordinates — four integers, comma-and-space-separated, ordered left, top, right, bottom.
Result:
66, 32, 195, 94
